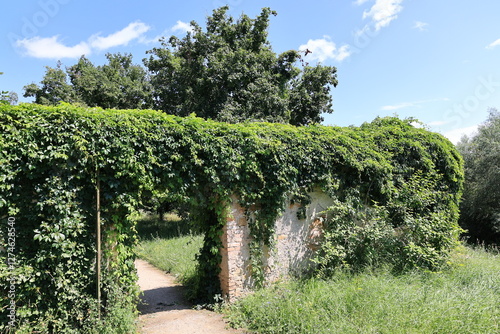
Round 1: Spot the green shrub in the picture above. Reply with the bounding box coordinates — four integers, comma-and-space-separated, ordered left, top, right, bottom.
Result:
312, 199, 395, 274
314, 170, 463, 274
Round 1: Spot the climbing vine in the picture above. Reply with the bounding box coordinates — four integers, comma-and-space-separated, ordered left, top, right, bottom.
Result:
0, 104, 463, 331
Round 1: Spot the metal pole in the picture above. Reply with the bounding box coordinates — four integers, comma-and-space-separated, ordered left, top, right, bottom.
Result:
96, 167, 101, 320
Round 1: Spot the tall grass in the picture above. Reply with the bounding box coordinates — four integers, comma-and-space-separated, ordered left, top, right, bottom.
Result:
226, 246, 499, 334
135, 214, 499, 333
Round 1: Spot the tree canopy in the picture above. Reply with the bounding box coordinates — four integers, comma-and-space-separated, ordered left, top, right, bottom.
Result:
24, 54, 153, 109
67, 53, 153, 109
23, 7, 338, 125
23, 62, 79, 106
457, 108, 500, 244
144, 6, 337, 125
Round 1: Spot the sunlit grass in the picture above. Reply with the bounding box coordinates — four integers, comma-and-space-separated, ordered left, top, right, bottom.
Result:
136, 234, 203, 283
135, 211, 203, 284
226, 246, 500, 334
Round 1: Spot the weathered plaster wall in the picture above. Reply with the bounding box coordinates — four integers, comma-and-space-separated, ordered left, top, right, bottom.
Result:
219, 191, 334, 301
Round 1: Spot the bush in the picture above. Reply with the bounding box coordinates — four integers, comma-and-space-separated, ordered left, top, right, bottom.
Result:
312, 199, 395, 274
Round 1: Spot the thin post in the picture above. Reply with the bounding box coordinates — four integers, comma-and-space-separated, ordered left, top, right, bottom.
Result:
96, 167, 101, 320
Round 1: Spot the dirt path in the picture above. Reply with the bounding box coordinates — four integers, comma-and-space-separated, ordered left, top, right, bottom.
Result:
135, 259, 246, 334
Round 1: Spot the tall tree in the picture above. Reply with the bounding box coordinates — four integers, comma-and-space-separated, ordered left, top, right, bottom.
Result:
457, 108, 500, 244
67, 53, 153, 109
24, 54, 153, 109
23, 62, 79, 105
144, 6, 338, 125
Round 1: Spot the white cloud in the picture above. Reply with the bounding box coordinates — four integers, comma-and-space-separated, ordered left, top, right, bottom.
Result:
486, 38, 500, 49
140, 21, 193, 45
442, 125, 478, 144
335, 45, 351, 61
413, 21, 428, 31
15, 21, 152, 59
299, 37, 351, 62
16, 36, 91, 59
410, 121, 424, 128
171, 20, 194, 34
363, 0, 404, 31
89, 21, 150, 50
381, 97, 449, 111
381, 101, 415, 111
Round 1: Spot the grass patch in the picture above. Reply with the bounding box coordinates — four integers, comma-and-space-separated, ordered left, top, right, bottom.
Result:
226, 246, 500, 334
136, 235, 203, 283
135, 211, 203, 285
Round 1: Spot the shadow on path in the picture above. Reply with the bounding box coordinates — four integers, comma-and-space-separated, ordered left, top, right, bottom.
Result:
135, 259, 191, 315
138, 286, 191, 314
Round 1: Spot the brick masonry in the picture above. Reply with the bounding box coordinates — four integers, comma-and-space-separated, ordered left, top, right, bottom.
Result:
219, 191, 334, 302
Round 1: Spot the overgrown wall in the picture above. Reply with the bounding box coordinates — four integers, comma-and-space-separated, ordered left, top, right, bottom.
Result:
0, 104, 463, 331
220, 190, 334, 301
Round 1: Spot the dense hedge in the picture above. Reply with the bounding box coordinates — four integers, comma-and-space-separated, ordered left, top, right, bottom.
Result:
0, 104, 463, 332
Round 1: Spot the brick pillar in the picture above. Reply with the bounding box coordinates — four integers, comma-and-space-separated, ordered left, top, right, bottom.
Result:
219, 197, 251, 302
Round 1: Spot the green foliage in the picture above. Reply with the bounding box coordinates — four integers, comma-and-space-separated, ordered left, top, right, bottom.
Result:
23, 54, 153, 110
457, 108, 500, 244
226, 246, 500, 334
312, 200, 395, 274
288, 65, 338, 126
0, 104, 140, 332
314, 173, 463, 274
23, 62, 80, 106
135, 211, 197, 240
0, 91, 17, 106
0, 104, 462, 329
67, 53, 153, 109
144, 6, 338, 125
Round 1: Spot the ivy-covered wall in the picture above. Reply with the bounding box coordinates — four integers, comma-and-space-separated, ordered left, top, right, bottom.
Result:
0, 104, 463, 331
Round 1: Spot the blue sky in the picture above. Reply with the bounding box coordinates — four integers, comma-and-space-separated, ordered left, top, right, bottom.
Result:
1, 0, 499, 143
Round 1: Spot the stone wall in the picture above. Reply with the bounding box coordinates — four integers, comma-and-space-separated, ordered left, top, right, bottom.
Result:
219, 191, 334, 301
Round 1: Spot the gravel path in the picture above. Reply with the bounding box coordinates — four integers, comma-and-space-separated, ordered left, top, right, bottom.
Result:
135, 259, 246, 334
